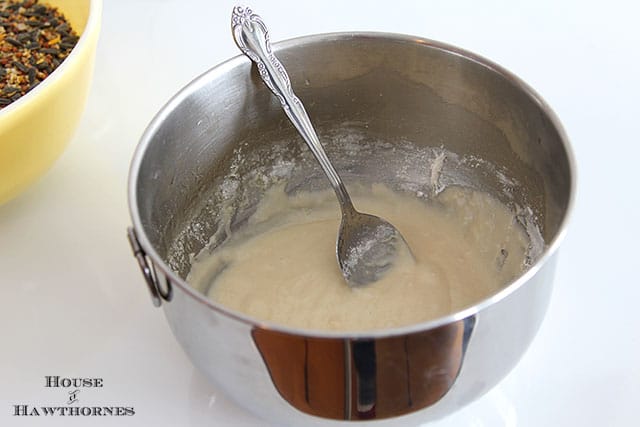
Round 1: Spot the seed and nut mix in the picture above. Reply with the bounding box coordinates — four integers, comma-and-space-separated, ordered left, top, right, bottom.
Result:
1, 0, 79, 108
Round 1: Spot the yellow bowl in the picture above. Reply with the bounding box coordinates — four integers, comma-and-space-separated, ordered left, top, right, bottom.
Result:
0, 0, 102, 205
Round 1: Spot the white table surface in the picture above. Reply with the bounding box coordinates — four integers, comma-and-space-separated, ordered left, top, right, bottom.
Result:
1, 0, 639, 425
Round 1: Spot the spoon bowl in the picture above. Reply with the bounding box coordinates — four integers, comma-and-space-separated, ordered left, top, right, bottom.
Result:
338, 211, 407, 285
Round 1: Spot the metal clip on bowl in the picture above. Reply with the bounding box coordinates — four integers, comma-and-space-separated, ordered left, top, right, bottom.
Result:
127, 227, 172, 307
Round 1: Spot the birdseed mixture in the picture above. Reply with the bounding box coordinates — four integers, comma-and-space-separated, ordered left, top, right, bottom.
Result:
0, 0, 79, 109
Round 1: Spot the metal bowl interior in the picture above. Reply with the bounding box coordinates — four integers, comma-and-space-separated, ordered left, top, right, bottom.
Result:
131, 32, 573, 319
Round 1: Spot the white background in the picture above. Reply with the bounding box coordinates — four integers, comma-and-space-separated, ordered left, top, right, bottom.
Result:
1, 0, 639, 426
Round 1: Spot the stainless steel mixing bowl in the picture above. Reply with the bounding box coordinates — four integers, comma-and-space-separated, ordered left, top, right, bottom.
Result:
127, 33, 575, 425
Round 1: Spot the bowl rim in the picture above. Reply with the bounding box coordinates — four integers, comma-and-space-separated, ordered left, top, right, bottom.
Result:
0, 0, 102, 119
128, 31, 577, 339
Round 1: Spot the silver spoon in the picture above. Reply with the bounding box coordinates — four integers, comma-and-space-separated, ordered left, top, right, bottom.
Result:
231, 6, 412, 287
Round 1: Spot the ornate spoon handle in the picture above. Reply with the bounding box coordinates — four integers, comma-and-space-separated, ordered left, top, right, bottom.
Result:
231, 6, 354, 213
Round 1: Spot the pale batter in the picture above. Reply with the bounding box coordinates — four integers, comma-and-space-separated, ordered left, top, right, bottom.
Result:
187, 185, 532, 332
